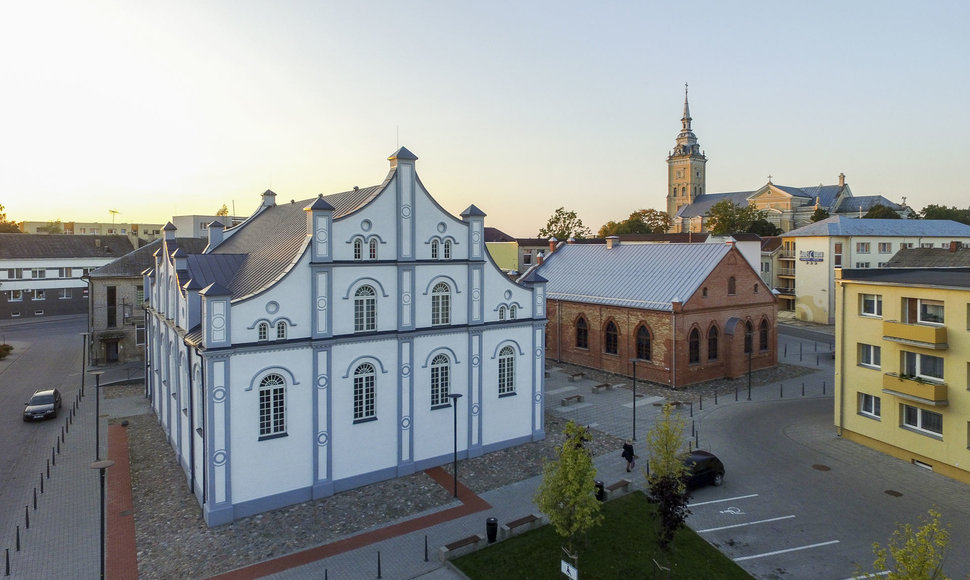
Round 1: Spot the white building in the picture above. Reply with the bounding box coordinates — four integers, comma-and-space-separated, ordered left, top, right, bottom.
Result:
144, 148, 547, 526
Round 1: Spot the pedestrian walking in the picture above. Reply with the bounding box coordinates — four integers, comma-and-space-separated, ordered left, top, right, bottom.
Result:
621, 440, 636, 472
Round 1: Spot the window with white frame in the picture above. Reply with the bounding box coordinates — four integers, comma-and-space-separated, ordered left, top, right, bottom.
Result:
498, 346, 515, 395
859, 393, 881, 418
58, 288, 71, 300
276, 321, 287, 340
901, 242, 913, 249
135, 324, 145, 346
902, 351, 943, 382
30, 268, 46, 279
920, 242, 934, 249
833, 243, 842, 267
861, 294, 882, 317
858, 343, 881, 369
9, 290, 22, 302
431, 239, 440, 259
431, 282, 450, 325
443, 239, 452, 259
353, 238, 363, 260
354, 285, 376, 332
856, 242, 870, 253
498, 305, 506, 320
919, 299, 944, 324
430, 354, 450, 407
509, 305, 517, 319
854, 262, 870, 268
258, 322, 269, 341
7, 268, 23, 279
369, 239, 378, 260
258, 374, 286, 438
32, 290, 45, 301
902, 404, 942, 436
58, 267, 73, 278
878, 242, 892, 254
353, 363, 376, 421
522, 251, 533, 266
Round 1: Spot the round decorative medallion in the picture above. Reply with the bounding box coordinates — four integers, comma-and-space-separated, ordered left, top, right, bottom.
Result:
436, 222, 446, 233
316, 431, 330, 446
401, 364, 411, 377
401, 205, 412, 218
316, 230, 328, 243
361, 219, 372, 232
212, 387, 227, 402
471, 355, 480, 367
471, 403, 480, 416
472, 231, 481, 242
504, 290, 512, 300
402, 293, 411, 305
471, 289, 480, 301
534, 393, 543, 403
211, 316, 225, 330
536, 294, 543, 304
316, 297, 328, 310
401, 416, 412, 430
535, 347, 543, 358
316, 375, 329, 389
213, 450, 228, 466
266, 301, 280, 314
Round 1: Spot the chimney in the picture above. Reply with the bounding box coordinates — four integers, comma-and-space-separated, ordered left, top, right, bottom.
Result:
536, 251, 544, 265
605, 236, 620, 249
207, 220, 225, 249
950, 241, 960, 252
548, 237, 557, 254
838, 173, 845, 187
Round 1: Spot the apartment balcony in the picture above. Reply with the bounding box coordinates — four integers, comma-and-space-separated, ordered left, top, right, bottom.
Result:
883, 320, 948, 350
774, 287, 795, 296
882, 373, 948, 406
777, 267, 795, 277
779, 250, 795, 260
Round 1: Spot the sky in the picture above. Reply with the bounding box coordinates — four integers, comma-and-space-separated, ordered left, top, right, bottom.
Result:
2, 1, 968, 237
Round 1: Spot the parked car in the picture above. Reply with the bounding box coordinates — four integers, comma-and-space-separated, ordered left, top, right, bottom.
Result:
23, 388, 62, 421
683, 450, 725, 488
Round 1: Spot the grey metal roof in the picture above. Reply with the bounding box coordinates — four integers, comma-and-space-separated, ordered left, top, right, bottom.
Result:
89, 238, 207, 278
676, 191, 753, 218
833, 195, 901, 213
0, 233, 134, 259
784, 216, 970, 237
536, 242, 732, 311
840, 268, 970, 289
676, 183, 846, 219
885, 246, 970, 268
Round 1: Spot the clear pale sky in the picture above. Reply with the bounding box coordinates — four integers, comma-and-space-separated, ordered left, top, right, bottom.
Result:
2, 1, 968, 237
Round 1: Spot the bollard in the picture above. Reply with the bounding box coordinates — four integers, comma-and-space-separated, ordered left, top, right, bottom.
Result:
325, 570, 328, 580
802, 383, 805, 396
25, 506, 29, 529
816, 355, 819, 366
16, 526, 20, 551
424, 535, 429, 562
784, 344, 788, 357
57, 439, 60, 454
377, 550, 382, 579
695, 431, 699, 448
714, 391, 718, 405
61, 426, 65, 443
52, 448, 56, 466
595, 480, 605, 501
699, 396, 703, 411
40, 474, 44, 494
780, 383, 783, 398
823, 381, 826, 395
33, 488, 37, 510
46, 460, 50, 478
691, 420, 695, 436
5, 547, 9, 574
689, 402, 693, 417
735, 387, 738, 401
486, 517, 498, 543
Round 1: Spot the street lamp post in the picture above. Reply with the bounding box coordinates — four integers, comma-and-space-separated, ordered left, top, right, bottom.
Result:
631, 359, 637, 441
90, 371, 105, 460
89, 459, 115, 580
448, 392, 463, 498
80, 333, 89, 397
746, 329, 752, 401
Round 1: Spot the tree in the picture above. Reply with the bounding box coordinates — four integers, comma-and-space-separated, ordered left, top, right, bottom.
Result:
862, 204, 901, 219
810, 207, 830, 222
704, 200, 769, 235
598, 209, 672, 237
538, 207, 592, 240
870, 508, 950, 580
216, 204, 230, 217
36, 219, 63, 234
919, 204, 970, 225
534, 421, 603, 557
0, 204, 20, 232
644, 403, 690, 549
748, 218, 781, 237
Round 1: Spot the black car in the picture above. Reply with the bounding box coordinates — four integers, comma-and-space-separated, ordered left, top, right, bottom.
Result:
683, 450, 725, 488
23, 388, 62, 421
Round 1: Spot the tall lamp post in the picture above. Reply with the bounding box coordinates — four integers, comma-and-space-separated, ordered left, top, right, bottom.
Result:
745, 327, 753, 401
89, 459, 115, 580
448, 392, 463, 498
630, 359, 637, 441
80, 332, 89, 397
90, 370, 105, 460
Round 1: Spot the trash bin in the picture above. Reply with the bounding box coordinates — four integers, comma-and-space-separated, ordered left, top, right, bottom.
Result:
486, 517, 498, 543
595, 480, 605, 501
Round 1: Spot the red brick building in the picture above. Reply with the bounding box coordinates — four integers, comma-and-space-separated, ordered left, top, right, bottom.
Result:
535, 238, 777, 388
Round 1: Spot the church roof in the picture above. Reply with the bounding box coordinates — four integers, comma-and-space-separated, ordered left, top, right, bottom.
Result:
675, 182, 847, 220
675, 190, 753, 219
784, 216, 970, 237
89, 237, 207, 278
833, 195, 902, 213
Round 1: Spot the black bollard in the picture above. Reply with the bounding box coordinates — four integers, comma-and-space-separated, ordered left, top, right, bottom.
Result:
823, 381, 826, 395
691, 420, 695, 436
16, 526, 20, 551
424, 535, 429, 562
695, 431, 699, 448
61, 426, 65, 442
5, 547, 9, 574
40, 474, 44, 494
802, 383, 805, 396
33, 488, 37, 510
46, 459, 50, 478
377, 550, 382, 579
52, 448, 55, 466
699, 396, 703, 411
735, 387, 738, 401
25, 506, 29, 529
689, 402, 693, 417
784, 344, 788, 357
780, 383, 783, 398
56, 439, 60, 454
714, 391, 718, 405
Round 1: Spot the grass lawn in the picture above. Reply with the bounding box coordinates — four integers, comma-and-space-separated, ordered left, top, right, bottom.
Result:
453, 491, 752, 579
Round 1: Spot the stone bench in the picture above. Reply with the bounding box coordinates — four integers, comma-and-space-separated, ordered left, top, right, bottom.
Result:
568, 372, 585, 382
500, 514, 542, 540
606, 478, 632, 499
591, 383, 610, 393
561, 394, 585, 406
439, 534, 484, 561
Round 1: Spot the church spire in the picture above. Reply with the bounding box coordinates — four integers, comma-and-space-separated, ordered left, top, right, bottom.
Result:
682, 83, 692, 132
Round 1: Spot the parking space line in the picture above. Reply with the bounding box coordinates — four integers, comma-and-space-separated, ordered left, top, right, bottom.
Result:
690, 493, 759, 507
697, 515, 795, 533
734, 540, 840, 562
841, 572, 890, 580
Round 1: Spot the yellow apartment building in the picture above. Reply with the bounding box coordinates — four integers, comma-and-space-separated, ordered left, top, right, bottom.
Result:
835, 267, 970, 483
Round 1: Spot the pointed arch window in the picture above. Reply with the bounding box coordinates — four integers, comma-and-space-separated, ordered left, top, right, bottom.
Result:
353, 238, 363, 261
353, 363, 376, 422
258, 373, 286, 438
430, 354, 450, 407
431, 282, 451, 326
431, 239, 440, 260
688, 328, 700, 364
576, 317, 589, 349
258, 322, 269, 342
443, 239, 452, 259
276, 321, 287, 340
760, 319, 769, 352
498, 346, 515, 395
744, 321, 753, 354
635, 325, 651, 360
354, 285, 376, 332
707, 326, 718, 361
369, 239, 378, 260
728, 276, 736, 295
604, 321, 618, 355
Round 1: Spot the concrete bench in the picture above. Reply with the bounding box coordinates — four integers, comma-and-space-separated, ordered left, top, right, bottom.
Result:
561, 394, 585, 406
591, 383, 610, 393
501, 514, 542, 540
606, 478, 632, 499
439, 534, 484, 561
568, 372, 585, 382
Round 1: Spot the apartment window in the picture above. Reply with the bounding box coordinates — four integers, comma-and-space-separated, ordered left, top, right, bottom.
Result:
754, 284, 759, 294
727, 276, 736, 295
431, 282, 450, 325
919, 299, 945, 325
368, 239, 378, 260
136, 285, 144, 305
7, 268, 23, 279
878, 242, 892, 254
8, 290, 22, 302
430, 354, 450, 407
688, 328, 700, 364
707, 326, 718, 361
258, 374, 286, 438
878, 262, 889, 268
59, 288, 72, 300
856, 242, 870, 254
759, 319, 769, 352
276, 321, 287, 340
32, 290, 46, 301
901, 243, 913, 249
859, 394, 881, 419
861, 294, 883, 317
576, 318, 589, 349
135, 324, 145, 346
258, 322, 269, 341
833, 243, 842, 267
522, 251, 533, 266
859, 344, 881, 369
498, 346, 515, 395
431, 239, 440, 259
636, 325, 651, 360
106, 286, 117, 327
443, 240, 452, 259
855, 262, 870, 268
902, 404, 942, 436
353, 363, 376, 422
920, 242, 934, 249
31, 268, 46, 279
58, 267, 73, 278
902, 351, 944, 382
604, 321, 618, 355
354, 285, 377, 332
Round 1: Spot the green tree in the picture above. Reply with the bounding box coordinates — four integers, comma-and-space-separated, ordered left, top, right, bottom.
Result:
919, 204, 970, 225
871, 508, 950, 580
534, 421, 603, 556
0, 204, 20, 232
704, 200, 768, 235
644, 404, 690, 549
862, 204, 901, 219
810, 207, 830, 222
36, 219, 63, 234
598, 209, 672, 237
538, 207, 593, 240
748, 218, 781, 237
216, 204, 230, 217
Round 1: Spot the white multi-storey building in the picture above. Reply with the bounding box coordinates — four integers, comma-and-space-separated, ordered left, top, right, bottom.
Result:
144, 148, 547, 526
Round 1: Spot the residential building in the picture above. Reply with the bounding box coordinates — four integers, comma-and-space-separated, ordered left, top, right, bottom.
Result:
144, 148, 547, 526
171, 215, 246, 238
0, 234, 134, 320
484, 227, 518, 273
760, 236, 782, 289
885, 243, 970, 268
535, 238, 777, 388
779, 217, 970, 323
835, 267, 970, 484
19, 220, 165, 246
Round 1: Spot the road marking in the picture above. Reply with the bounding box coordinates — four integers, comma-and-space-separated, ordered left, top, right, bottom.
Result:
841, 572, 890, 580
734, 540, 840, 562
697, 515, 795, 533
690, 493, 759, 507
718, 507, 745, 515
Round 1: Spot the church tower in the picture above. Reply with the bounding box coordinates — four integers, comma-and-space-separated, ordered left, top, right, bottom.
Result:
666, 85, 707, 221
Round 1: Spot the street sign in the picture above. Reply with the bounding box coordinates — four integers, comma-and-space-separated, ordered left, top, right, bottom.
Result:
561, 560, 578, 579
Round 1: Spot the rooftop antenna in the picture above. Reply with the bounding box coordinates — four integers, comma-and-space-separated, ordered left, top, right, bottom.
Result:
109, 209, 119, 224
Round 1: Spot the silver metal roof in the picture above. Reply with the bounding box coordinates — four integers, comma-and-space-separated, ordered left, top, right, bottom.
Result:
785, 216, 970, 237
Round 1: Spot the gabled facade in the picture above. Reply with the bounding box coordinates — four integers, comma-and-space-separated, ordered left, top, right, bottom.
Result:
144, 148, 547, 526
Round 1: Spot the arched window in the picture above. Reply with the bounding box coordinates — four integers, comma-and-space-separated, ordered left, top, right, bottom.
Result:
636, 325, 651, 360
760, 319, 769, 352
509, 305, 517, 319
276, 321, 287, 340
354, 285, 376, 332
754, 284, 759, 294
258, 373, 286, 438
431, 354, 450, 407
258, 322, 269, 342
431, 239, 440, 260
498, 305, 507, 320
353, 238, 363, 261
728, 276, 736, 295
576, 317, 589, 349
369, 238, 378, 260
431, 282, 450, 326
353, 363, 376, 421
443, 239, 452, 259
498, 346, 515, 395
688, 328, 700, 363
707, 326, 718, 361
744, 321, 753, 354
605, 321, 618, 354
